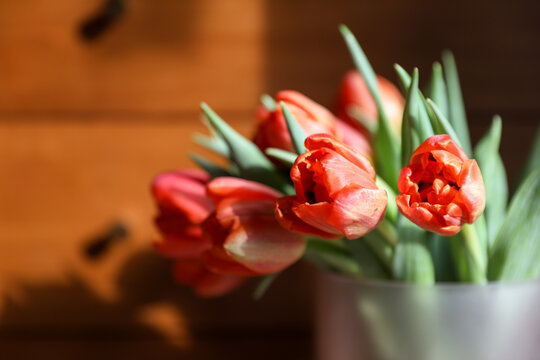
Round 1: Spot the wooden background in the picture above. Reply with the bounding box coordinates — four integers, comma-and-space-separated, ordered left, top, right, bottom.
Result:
0, 0, 538, 359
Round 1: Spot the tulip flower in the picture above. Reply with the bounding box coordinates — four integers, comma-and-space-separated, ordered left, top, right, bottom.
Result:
396, 135, 486, 236
202, 177, 306, 275
275, 134, 387, 239
152, 169, 214, 257
335, 70, 404, 136
255, 90, 371, 157
173, 258, 245, 298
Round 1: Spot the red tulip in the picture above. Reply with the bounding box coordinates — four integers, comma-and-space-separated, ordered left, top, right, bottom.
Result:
335, 70, 404, 136
202, 177, 306, 275
152, 169, 247, 297
275, 134, 387, 239
173, 258, 245, 298
396, 135, 486, 236
255, 90, 371, 157
151, 169, 213, 257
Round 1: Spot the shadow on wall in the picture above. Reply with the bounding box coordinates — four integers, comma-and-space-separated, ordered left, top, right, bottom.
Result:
0, 243, 314, 360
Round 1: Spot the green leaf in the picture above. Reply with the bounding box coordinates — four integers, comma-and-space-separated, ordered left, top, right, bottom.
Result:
488, 167, 540, 281
426, 99, 465, 150
442, 51, 472, 156
265, 148, 297, 167
340, 24, 400, 189
304, 238, 363, 276
394, 64, 438, 139
189, 153, 233, 178
260, 93, 276, 111
200, 103, 291, 193
376, 176, 397, 223
426, 62, 449, 120
253, 273, 279, 300
280, 101, 307, 154
427, 232, 456, 282
342, 237, 391, 279
192, 133, 230, 157
456, 223, 487, 283
515, 124, 540, 191
400, 68, 417, 166
392, 217, 435, 284
473, 115, 508, 247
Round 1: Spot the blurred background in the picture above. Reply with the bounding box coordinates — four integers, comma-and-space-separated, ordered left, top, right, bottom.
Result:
0, 0, 538, 359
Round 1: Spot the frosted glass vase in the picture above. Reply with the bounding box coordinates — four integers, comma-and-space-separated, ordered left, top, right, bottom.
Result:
316, 272, 540, 360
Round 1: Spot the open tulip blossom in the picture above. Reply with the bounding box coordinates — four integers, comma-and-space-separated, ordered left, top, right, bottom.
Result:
151, 25, 540, 296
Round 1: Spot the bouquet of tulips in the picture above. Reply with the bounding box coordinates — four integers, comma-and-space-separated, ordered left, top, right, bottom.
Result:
151, 25, 540, 297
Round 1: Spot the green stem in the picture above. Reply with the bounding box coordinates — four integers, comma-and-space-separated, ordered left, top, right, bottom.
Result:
461, 224, 487, 284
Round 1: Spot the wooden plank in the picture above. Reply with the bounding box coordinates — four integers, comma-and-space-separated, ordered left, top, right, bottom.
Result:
0, 0, 265, 112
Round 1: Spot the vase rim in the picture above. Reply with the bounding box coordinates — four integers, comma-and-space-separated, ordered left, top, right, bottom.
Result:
320, 270, 540, 290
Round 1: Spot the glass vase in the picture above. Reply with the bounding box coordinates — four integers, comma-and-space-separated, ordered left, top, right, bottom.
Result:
316, 271, 540, 360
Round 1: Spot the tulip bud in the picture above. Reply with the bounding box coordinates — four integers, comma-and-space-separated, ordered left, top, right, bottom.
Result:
275, 134, 387, 239
335, 70, 404, 136
255, 90, 371, 157
202, 177, 306, 275
151, 169, 213, 257
173, 258, 245, 298
396, 135, 486, 236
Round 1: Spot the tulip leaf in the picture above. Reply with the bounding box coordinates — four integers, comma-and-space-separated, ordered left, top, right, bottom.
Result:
400, 68, 417, 166
361, 228, 395, 274
426, 62, 449, 120
189, 153, 234, 178
253, 273, 279, 300
340, 24, 400, 190
488, 167, 540, 281
392, 217, 435, 284
200, 103, 290, 192
376, 176, 397, 223
304, 237, 363, 276
265, 148, 297, 167
192, 133, 230, 157
442, 51, 472, 156
426, 99, 465, 150
514, 124, 540, 191
280, 101, 307, 154
260, 93, 277, 111
393, 64, 436, 141
473, 115, 508, 247
427, 232, 457, 282
343, 237, 392, 279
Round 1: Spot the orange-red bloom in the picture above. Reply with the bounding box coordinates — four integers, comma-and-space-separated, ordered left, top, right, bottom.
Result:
255, 90, 372, 157
173, 258, 245, 298
276, 134, 387, 240
396, 135, 486, 236
152, 169, 214, 257
152, 169, 245, 297
202, 177, 306, 275
335, 70, 404, 136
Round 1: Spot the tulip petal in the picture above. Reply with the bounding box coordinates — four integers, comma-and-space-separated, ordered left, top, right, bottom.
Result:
207, 177, 282, 203
328, 185, 387, 239
336, 119, 373, 159
173, 259, 245, 298
223, 217, 306, 274
304, 134, 376, 179
154, 234, 211, 258
293, 202, 342, 238
275, 196, 342, 239
410, 134, 468, 163
152, 170, 213, 223
456, 159, 486, 223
